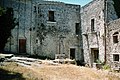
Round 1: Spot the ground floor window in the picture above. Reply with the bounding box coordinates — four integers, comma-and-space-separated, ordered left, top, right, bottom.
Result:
113, 54, 119, 61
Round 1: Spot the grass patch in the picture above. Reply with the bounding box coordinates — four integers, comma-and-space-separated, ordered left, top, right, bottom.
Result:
0, 62, 120, 80
0, 62, 40, 80
102, 64, 111, 70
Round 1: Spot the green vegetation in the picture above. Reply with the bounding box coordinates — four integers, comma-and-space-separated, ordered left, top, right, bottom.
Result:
0, 7, 5, 16
1, 62, 120, 80
0, 7, 18, 52
102, 64, 111, 70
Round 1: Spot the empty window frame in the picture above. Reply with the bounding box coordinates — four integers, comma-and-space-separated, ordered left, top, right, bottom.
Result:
34, 6, 36, 12
75, 23, 80, 35
48, 11, 55, 22
113, 32, 118, 43
38, 6, 40, 14
113, 54, 119, 61
91, 19, 95, 32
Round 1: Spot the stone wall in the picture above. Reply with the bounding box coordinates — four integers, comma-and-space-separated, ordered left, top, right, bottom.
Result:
32, 1, 82, 60
1, 0, 33, 54
81, 0, 120, 66
81, 0, 105, 66
107, 0, 118, 22
1, 0, 83, 61
107, 19, 120, 63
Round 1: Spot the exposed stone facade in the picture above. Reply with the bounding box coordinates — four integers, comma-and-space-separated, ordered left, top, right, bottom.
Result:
1, 0, 34, 54
81, 0, 119, 67
1, 0, 120, 67
81, 0, 105, 67
0, 0, 83, 61
107, 19, 120, 67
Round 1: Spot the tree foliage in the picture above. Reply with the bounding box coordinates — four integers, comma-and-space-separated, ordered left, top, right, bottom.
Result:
0, 7, 17, 52
0, 7, 5, 16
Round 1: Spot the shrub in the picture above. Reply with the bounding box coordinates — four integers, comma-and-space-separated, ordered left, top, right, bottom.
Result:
102, 64, 110, 70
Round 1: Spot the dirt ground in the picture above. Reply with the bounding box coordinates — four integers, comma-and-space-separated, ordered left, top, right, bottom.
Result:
0, 62, 120, 80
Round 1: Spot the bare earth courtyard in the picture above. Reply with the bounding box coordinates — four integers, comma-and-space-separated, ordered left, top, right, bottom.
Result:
0, 59, 120, 80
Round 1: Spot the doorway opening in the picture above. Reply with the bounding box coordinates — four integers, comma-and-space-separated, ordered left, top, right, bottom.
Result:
19, 39, 26, 53
91, 48, 99, 63
70, 48, 75, 60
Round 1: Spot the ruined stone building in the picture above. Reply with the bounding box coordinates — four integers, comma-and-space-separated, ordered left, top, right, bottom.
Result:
0, 0, 83, 61
107, 19, 120, 69
1, 0, 120, 68
81, 0, 120, 67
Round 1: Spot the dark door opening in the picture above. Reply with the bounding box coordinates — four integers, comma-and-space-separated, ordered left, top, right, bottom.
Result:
70, 48, 75, 59
91, 48, 99, 63
19, 39, 26, 53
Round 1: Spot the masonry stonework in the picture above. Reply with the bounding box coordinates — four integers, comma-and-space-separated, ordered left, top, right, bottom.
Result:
1, 0, 83, 61
1, 0, 120, 68
81, 0, 105, 67
107, 19, 120, 65
81, 0, 119, 67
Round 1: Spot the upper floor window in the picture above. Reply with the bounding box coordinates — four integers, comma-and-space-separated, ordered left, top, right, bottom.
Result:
48, 11, 55, 22
34, 6, 36, 12
91, 19, 95, 32
38, 7, 40, 14
75, 23, 80, 35
113, 32, 118, 43
113, 54, 119, 61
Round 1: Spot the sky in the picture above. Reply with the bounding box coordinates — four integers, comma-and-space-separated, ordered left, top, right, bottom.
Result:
47, 0, 93, 6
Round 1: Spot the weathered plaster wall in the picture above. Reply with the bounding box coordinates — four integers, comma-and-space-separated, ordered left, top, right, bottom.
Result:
32, 1, 82, 60
2, 0, 34, 54
1, 0, 83, 60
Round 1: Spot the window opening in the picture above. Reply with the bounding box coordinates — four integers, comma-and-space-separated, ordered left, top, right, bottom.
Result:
113, 54, 119, 61
113, 32, 118, 43
75, 23, 80, 35
91, 19, 95, 32
48, 11, 55, 22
